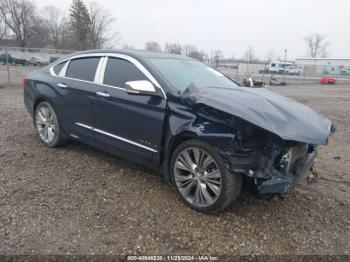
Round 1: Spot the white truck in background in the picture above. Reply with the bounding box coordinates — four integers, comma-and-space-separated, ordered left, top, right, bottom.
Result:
285, 65, 303, 75
266, 61, 303, 75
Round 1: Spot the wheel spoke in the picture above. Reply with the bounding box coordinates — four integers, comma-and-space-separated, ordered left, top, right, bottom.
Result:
47, 127, 55, 141
175, 160, 192, 172
36, 117, 45, 126
43, 127, 48, 141
204, 179, 221, 196
198, 151, 207, 168
179, 150, 195, 171
41, 107, 50, 119
201, 155, 214, 169
37, 110, 46, 123
193, 148, 201, 166
204, 170, 221, 180
175, 173, 193, 183
201, 183, 215, 205
183, 180, 195, 198
47, 113, 55, 125
193, 182, 202, 205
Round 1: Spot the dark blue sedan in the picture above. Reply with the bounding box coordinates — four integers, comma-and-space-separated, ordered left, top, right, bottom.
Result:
24, 49, 334, 213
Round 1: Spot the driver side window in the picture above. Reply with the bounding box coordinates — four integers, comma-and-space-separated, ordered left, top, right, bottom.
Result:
103, 57, 147, 88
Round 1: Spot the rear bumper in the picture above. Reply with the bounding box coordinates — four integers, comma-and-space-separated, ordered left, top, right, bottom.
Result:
256, 148, 317, 195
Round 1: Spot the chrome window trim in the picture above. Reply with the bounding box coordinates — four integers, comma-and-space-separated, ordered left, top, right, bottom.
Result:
94, 57, 105, 83
59, 60, 70, 77
49, 52, 167, 99
75, 122, 158, 153
50, 60, 69, 77
99, 56, 108, 84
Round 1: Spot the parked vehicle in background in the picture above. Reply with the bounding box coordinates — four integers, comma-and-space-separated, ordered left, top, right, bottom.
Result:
320, 77, 336, 84
0, 53, 27, 66
285, 65, 303, 75
268, 60, 293, 74
269, 75, 287, 86
23, 49, 334, 213
49, 56, 60, 63
27, 57, 49, 67
339, 69, 350, 75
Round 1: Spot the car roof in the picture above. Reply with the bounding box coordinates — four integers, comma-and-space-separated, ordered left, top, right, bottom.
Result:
66, 49, 190, 60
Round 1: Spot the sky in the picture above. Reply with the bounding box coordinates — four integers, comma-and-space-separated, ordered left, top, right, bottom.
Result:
34, 0, 350, 60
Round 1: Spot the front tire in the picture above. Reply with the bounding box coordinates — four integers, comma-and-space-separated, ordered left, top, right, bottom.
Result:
34, 101, 66, 147
170, 139, 242, 213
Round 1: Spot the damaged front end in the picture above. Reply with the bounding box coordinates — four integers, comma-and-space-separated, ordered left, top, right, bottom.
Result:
193, 105, 326, 197
218, 124, 318, 197
181, 84, 335, 197
183, 85, 335, 195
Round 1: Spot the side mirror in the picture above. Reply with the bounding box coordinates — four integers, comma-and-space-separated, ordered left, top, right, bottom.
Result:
125, 80, 158, 95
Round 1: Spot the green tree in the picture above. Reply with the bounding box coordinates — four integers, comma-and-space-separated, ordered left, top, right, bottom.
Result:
69, 0, 91, 50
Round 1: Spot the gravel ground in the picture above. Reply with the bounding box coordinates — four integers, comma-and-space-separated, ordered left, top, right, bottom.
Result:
0, 84, 349, 255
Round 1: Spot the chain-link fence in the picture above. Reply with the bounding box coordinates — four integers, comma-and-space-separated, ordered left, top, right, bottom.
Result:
0, 47, 75, 87
217, 62, 350, 86
0, 46, 349, 87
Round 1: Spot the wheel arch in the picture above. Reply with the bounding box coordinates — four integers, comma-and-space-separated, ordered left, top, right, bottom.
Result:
163, 128, 236, 183
163, 131, 198, 183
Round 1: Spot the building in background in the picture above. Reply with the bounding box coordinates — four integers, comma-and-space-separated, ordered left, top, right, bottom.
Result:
295, 58, 350, 75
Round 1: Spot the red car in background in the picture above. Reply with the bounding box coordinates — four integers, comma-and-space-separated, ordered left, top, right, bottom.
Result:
320, 77, 336, 84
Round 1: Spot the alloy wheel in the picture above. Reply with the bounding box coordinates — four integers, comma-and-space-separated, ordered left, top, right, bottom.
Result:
36, 105, 57, 144
174, 147, 222, 207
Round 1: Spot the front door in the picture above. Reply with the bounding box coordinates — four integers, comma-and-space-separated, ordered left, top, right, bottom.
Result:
93, 56, 166, 165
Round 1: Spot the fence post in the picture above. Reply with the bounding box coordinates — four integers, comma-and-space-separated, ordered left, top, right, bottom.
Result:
5, 47, 11, 86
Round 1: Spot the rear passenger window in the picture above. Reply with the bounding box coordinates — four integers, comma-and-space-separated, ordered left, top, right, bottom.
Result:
53, 62, 65, 75
66, 57, 100, 81
103, 57, 147, 87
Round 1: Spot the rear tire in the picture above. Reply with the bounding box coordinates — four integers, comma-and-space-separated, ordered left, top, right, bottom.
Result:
34, 101, 66, 148
170, 139, 242, 213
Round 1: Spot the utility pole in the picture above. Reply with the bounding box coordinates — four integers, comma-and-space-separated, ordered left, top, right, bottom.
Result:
6, 48, 10, 86
283, 49, 287, 82
249, 47, 252, 64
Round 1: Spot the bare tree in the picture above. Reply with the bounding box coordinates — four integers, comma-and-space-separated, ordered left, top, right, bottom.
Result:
122, 44, 135, 50
265, 49, 275, 62
145, 41, 162, 52
243, 46, 255, 63
164, 42, 182, 55
0, 0, 36, 47
183, 45, 197, 56
304, 33, 330, 58
27, 16, 50, 48
41, 6, 67, 49
188, 50, 205, 61
213, 49, 223, 67
88, 2, 115, 49
0, 15, 8, 38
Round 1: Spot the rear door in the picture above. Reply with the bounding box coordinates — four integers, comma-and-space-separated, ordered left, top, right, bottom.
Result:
55, 56, 102, 143
93, 56, 167, 165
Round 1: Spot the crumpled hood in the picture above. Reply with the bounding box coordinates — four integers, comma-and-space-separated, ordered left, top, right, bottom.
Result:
183, 85, 333, 145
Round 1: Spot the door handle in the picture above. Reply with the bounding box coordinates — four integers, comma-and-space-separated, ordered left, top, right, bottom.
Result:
96, 91, 110, 98
57, 83, 68, 88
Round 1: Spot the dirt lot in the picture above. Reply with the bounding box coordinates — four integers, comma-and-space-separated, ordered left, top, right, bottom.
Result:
0, 84, 349, 256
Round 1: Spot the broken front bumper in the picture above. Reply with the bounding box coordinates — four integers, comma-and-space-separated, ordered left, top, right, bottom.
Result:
256, 148, 317, 195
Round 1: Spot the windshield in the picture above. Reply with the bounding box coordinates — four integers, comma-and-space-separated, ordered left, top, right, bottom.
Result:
147, 58, 238, 92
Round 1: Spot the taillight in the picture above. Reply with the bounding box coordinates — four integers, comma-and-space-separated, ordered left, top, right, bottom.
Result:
22, 78, 28, 88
